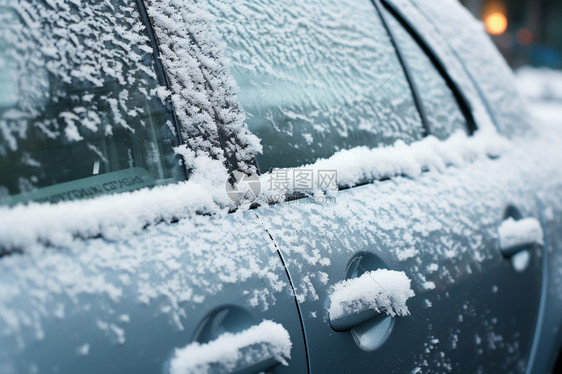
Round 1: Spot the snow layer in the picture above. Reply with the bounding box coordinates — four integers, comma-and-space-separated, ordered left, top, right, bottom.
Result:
0, 0, 158, 154
0, 208, 292, 368
144, 0, 261, 174
260, 128, 509, 202
0, 127, 509, 251
329, 269, 415, 319
0, 156, 232, 252
204, 0, 424, 170
168, 320, 291, 374
0, 0, 262, 198
498, 217, 544, 250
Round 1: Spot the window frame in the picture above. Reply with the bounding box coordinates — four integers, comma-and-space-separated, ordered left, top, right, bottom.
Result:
137, 0, 188, 180
374, 0, 478, 136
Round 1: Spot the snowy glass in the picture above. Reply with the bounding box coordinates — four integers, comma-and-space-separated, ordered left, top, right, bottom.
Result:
0, 1, 184, 205
205, 0, 424, 171
383, 9, 468, 140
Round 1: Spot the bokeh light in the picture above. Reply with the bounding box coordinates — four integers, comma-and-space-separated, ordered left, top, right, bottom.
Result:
516, 28, 533, 46
484, 12, 508, 35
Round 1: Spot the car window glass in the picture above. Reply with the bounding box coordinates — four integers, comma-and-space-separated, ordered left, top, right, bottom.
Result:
205, 0, 425, 171
0, 1, 184, 205
383, 9, 468, 139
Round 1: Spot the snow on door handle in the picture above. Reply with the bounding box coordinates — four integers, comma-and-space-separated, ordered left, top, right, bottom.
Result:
328, 269, 415, 331
498, 217, 544, 258
167, 320, 292, 374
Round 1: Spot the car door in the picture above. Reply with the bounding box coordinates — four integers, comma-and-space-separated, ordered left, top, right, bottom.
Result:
0, 1, 308, 373
0, 211, 308, 374
208, 0, 544, 372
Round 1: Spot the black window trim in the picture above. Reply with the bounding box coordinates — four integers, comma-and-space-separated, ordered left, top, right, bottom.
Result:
374, 0, 478, 136
405, 0, 501, 133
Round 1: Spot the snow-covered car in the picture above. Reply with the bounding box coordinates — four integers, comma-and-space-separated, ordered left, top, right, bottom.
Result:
1, 0, 561, 373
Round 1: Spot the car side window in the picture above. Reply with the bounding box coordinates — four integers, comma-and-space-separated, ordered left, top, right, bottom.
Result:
205, 0, 425, 171
0, 1, 184, 205
382, 8, 469, 139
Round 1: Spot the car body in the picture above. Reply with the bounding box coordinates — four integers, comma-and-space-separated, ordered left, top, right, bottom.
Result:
0, 0, 561, 373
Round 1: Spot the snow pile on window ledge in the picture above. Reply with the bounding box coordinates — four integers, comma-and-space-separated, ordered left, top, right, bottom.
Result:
0, 155, 232, 252
498, 217, 544, 250
328, 269, 415, 320
260, 128, 510, 203
168, 320, 291, 374
0, 128, 511, 252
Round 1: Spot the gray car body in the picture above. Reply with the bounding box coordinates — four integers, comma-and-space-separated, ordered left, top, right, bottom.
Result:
1, 0, 562, 374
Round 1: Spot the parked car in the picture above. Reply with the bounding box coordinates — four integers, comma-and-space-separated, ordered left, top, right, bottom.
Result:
1, 0, 561, 373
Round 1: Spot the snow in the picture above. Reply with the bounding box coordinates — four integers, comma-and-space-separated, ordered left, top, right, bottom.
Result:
516, 67, 562, 102
168, 320, 291, 374
0, 0, 561, 370
396, 247, 419, 261
204, 0, 425, 170
511, 250, 531, 272
0, 126, 509, 252
76, 343, 89, 356
260, 127, 509, 202
498, 217, 544, 251
144, 0, 261, 175
328, 269, 415, 320
0, 0, 261, 199
0, 209, 291, 360
0, 158, 231, 252
0, 0, 164, 163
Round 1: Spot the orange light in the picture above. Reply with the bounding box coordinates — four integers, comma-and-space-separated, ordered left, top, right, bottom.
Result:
516, 28, 533, 46
484, 12, 508, 35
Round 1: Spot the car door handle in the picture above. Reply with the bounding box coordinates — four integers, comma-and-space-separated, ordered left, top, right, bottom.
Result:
328, 269, 415, 331
167, 320, 292, 374
498, 217, 543, 258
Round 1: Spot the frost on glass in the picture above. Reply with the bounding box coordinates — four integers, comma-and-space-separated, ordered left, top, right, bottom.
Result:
0, 0, 184, 204
204, 0, 424, 170
384, 9, 468, 140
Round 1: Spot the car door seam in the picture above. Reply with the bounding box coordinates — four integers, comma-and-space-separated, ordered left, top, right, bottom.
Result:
252, 210, 312, 374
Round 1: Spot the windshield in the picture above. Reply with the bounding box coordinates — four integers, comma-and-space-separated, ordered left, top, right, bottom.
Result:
0, 1, 184, 206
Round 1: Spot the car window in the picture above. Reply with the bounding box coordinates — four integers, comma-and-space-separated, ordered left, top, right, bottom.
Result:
382, 8, 468, 139
0, 1, 184, 206
205, 0, 425, 171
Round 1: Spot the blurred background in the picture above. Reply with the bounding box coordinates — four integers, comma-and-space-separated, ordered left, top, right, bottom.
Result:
461, 0, 562, 69
460, 0, 562, 104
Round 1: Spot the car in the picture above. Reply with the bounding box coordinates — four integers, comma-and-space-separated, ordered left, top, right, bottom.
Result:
1, 0, 561, 373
